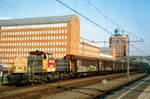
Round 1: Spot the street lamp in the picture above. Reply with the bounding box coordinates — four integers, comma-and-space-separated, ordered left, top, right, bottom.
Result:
127, 35, 129, 78
127, 36, 144, 78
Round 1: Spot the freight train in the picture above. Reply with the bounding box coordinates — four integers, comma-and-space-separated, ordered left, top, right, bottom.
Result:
8, 50, 140, 85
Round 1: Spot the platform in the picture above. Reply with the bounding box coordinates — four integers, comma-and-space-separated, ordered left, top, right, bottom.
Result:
104, 75, 150, 99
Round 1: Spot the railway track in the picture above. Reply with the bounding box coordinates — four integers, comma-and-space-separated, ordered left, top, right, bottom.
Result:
0, 72, 141, 99
0, 86, 16, 92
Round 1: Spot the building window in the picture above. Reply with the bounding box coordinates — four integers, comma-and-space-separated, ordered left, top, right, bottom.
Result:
65, 29, 67, 33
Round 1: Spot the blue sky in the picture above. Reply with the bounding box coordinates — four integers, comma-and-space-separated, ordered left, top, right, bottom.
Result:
0, 0, 150, 56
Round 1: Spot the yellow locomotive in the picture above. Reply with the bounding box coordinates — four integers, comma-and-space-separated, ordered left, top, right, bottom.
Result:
10, 50, 56, 85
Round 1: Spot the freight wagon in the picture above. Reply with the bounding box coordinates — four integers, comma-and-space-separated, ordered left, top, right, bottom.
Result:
64, 54, 132, 76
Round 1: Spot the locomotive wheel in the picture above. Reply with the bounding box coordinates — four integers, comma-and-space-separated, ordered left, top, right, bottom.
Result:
60, 73, 65, 80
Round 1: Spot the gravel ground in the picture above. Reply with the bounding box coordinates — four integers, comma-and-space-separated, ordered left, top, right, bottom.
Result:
41, 73, 146, 99
0, 72, 145, 99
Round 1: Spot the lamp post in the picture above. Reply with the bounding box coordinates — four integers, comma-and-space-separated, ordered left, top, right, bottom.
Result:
127, 35, 129, 78
126, 36, 143, 78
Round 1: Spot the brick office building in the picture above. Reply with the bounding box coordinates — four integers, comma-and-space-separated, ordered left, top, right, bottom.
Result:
0, 15, 80, 64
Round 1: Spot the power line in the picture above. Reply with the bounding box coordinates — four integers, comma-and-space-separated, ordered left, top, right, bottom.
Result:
130, 44, 147, 55
0, 0, 112, 36
0, 1, 33, 16
0, 0, 147, 56
86, 0, 144, 42
56, 0, 113, 35
125, 31, 143, 41
85, 0, 129, 41
0, 1, 34, 25
0, 1, 42, 27
86, 0, 119, 27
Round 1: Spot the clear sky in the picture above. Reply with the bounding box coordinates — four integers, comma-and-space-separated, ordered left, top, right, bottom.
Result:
0, 0, 149, 56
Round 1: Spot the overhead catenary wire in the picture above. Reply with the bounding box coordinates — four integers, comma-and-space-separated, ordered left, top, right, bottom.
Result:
86, 0, 147, 56
0, 0, 33, 16
0, 0, 113, 35
130, 44, 147, 55
0, 0, 141, 42
86, 0, 144, 42
125, 30, 143, 41
86, 0, 119, 27
0, 0, 34, 26
56, 0, 113, 35
0, 0, 143, 42
56, 0, 145, 57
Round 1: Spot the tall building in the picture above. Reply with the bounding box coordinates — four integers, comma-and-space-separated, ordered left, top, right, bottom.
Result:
0, 15, 80, 64
109, 28, 128, 60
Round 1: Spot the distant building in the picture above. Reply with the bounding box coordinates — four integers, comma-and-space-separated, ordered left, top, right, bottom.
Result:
80, 38, 100, 58
100, 47, 116, 60
109, 28, 128, 60
0, 15, 80, 64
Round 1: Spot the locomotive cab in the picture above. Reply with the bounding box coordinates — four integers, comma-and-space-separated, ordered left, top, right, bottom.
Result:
28, 50, 56, 73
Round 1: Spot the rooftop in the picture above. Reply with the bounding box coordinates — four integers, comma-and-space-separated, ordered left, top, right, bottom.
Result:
101, 47, 112, 55
0, 15, 75, 26
113, 33, 128, 37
